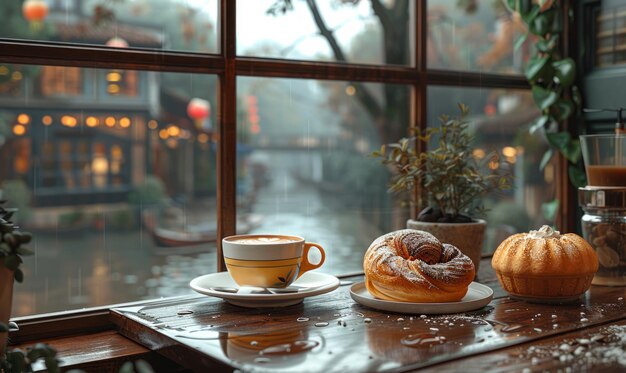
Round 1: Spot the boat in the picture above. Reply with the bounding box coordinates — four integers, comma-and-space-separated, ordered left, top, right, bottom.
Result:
144, 211, 262, 247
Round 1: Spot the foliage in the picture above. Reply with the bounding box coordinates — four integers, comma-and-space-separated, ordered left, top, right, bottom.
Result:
0, 337, 59, 373
0, 201, 33, 283
373, 104, 512, 222
0, 181, 31, 224
128, 176, 167, 207
507, 0, 585, 188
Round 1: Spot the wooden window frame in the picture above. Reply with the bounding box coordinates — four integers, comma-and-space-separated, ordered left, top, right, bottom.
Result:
0, 0, 574, 341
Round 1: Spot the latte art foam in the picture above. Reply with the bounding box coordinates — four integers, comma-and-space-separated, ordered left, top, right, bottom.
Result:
232, 236, 298, 245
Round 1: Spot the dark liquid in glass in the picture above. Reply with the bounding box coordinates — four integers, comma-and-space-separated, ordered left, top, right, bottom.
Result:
586, 165, 626, 186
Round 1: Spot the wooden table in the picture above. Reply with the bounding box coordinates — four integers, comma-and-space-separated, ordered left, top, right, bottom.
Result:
111, 258, 626, 372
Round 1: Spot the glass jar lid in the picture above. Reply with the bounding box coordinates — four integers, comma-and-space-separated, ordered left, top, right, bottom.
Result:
579, 187, 626, 209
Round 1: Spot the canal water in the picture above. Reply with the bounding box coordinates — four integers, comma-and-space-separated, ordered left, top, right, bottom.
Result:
13, 150, 398, 316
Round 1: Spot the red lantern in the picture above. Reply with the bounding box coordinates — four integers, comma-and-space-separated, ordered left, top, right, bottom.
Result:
187, 98, 211, 130
22, 0, 48, 22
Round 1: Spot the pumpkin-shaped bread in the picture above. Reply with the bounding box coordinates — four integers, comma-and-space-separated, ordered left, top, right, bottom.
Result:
492, 225, 599, 303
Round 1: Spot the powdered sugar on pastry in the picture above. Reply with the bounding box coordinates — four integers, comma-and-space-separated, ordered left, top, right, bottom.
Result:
364, 229, 475, 303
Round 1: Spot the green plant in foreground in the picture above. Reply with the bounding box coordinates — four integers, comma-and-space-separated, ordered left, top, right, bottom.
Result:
0, 201, 33, 283
373, 103, 513, 223
0, 328, 59, 373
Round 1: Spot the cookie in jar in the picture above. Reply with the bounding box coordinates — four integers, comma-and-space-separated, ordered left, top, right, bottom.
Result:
580, 187, 626, 286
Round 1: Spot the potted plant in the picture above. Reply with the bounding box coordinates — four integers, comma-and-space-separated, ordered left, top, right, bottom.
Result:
0, 200, 60, 372
372, 103, 513, 271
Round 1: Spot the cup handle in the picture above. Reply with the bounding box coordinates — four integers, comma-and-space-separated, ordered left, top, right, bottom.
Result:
298, 242, 325, 278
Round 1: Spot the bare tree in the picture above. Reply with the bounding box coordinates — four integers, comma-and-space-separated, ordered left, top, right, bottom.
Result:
268, 0, 410, 144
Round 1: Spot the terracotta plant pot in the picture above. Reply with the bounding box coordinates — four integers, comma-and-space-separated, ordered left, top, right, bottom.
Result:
406, 219, 486, 273
0, 264, 13, 355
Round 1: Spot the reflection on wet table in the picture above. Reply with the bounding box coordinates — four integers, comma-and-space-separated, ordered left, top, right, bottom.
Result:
111, 259, 626, 373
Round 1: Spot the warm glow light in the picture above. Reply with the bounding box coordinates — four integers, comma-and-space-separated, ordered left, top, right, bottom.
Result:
119, 117, 131, 128
166, 138, 178, 149
105, 117, 116, 127
159, 129, 169, 140
167, 125, 180, 137
86, 116, 99, 127
106, 72, 122, 82
502, 146, 517, 158
488, 160, 499, 170
11, 71, 23, 81
506, 155, 517, 164
17, 114, 30, 124
107, 84, 121, 94
91, 156, 109, 175
42, 115, 52, 126
148, 120, 158, 129
472, 149, 486, 159
345, 85, 356, 96
198, 133, 209, 143
105, 37, 129, 48
13, 124, 26, 136
61, 115, 77, 127
0, 66, 8, 75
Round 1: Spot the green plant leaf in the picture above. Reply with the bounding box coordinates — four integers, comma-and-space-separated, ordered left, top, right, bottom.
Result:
572, 85, 583, 108
563, 139, 582, 164
546, 131, 571, 151
6, 350, 26, 373
16, 247, 34, 256
0, 322, 7, 332
568, 165, 587, 187
553, 58, 576, 87
532, 85, 558, 110
540, 149, 554, 170
525, 56, 550, 82
530, 115, 549, 134
536, 35, 558, 52
550, 8, 563, 33
3, 254, 21, 271
514, 33, 528, 52
521, 4, 540, 23
542, 199, 559, 223
554, 99, 575, 121
14, 268, 23, 283
136, 359, 156, 373
530, 13, 550, 35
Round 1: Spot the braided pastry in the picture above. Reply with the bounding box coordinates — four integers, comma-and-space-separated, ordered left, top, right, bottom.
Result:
364, 229, 475, 302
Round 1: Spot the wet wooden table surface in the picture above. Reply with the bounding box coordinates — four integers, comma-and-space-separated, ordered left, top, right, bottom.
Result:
111, 258, 626, 372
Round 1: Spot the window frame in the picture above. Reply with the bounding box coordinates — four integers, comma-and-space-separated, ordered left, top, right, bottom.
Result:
0, 0, 574, 338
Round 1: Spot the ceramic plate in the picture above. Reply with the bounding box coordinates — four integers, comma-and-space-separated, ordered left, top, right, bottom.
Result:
190, 271, 339, 308
350, 282, 493, 314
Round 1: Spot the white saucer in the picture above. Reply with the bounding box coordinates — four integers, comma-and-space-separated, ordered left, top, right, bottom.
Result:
350, 282, 493, 314
190, 272, 339, 308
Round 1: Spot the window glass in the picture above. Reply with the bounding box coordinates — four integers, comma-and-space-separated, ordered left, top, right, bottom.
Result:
428, 86, 554, 254
0, 0, 219, 54
237, 77, 411, 274
428, 0, 533, 74
1, 63, 218, 316
237, 0, 415, 66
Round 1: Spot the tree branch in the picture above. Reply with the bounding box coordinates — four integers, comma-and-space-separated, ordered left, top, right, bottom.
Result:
370, 0, 392, 32
304, 0, 384, 130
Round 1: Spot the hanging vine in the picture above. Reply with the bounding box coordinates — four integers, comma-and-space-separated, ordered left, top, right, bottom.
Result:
507, 0, 586, 195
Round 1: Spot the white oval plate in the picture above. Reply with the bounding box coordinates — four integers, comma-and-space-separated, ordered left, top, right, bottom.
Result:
350, 282, 493, 314
190, 272, 339, 308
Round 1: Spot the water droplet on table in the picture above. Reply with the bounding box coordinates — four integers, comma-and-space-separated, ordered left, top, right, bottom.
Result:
501, 324, 525, 333
177, 310, 194, 316
297, 317, 309, 322
315, 322, 329, 327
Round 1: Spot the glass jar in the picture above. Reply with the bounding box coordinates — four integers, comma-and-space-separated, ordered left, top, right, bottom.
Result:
579, 187, 626, 285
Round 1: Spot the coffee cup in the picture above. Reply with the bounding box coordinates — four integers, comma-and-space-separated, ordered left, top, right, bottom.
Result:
222, 234, 325, 288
